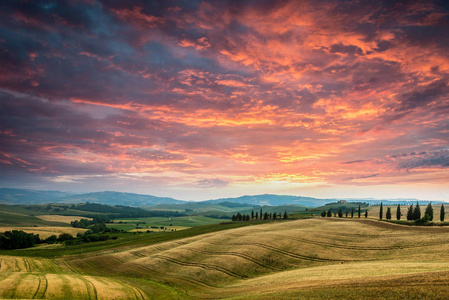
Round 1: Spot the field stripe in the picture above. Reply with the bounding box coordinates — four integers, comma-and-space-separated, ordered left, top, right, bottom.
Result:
79, 276, 98, 300
59, 259, 79, 274
126, 262, 218, 289
219, 241, 347, 262
31, 274, 42, 299
279, 234, 404, 251
24, 258, 31, 272
184, 247, 282, 271
32, 274, 48, 299
153, 254, 247, 279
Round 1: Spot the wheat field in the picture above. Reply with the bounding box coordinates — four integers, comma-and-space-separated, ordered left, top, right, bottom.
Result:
0, 226, 87, 238
2, 218, 449, 299
36, 215, 92, 224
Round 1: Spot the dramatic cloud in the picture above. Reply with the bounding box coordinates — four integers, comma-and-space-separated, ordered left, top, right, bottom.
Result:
0, 0, 448, 200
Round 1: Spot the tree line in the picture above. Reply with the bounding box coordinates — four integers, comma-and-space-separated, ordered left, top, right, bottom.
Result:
232, 209, 288, 221
321, 204, 368, 218
378, 202, 445, 223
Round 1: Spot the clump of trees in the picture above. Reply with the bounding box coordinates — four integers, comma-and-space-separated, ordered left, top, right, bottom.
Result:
0, 230, 41, 250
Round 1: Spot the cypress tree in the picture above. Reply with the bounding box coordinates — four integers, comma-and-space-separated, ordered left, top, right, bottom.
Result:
345, 212, 348, 218
327, 209, 332, 217
358, 205, 361, 218
406, 204, 414, 220
246, 214, 250, 221
351, 208, 354, 218
255, 212, 258, 220
232, 215, 236, 221
440, 204, 445, 222
273, 212, 277, 220
413, 202, 421, 220
236, 212, 242, 221
338, 208, 343, 218
283, 211, 288, 219
425, 203, 433, 221
396, 204, 401, 220
251, 210, 254, 219
379, 202, 383, 220
264, 212, 268, 220
365, 210, 368, 218
321, 210, 326, 217
386, 207, 391, 220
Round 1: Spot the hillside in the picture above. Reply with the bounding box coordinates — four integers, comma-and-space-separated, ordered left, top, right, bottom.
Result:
0, 189, 436, 208
205, 194, 329, 206
0, 189, 73, 205
2, 218, 449, 298
0, 189, 185, 206
56, 191, 185, 206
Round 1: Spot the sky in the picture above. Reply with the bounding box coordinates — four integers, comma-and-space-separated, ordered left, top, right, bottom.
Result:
0, 0, 448, 201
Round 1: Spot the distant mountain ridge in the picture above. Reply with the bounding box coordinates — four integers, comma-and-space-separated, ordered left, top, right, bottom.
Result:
205, 194, 329, 207
0, 188, 438, 207
0, 189, 184, 206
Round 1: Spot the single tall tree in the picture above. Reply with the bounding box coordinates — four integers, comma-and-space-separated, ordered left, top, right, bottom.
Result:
440, 204, 445, 222
396, 204, 401, 220
425, 203, 433, 221
338, 208, 343, 218
260, 208, 263, 220
379, 202, 383, 219
406, 204, 414, 220
321, 210, 326, 217
283, 211, 288, 219
413, 202, 421, 220
273, 212, 277, 220
351, 208, 354, 218
365, 210, 368, 218
358, 204, 361, 218
251, 210, 254, 219
255, 212, 258, 220
386, 207, 391, 220
327, 209, 332, 217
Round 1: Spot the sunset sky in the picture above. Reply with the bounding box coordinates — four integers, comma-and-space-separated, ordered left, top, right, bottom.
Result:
1, 0, 448, 201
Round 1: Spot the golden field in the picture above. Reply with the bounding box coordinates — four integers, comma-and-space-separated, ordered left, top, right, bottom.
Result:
2, 218, 449, 299
36, 215, 92, 224
0, 226, 87, 239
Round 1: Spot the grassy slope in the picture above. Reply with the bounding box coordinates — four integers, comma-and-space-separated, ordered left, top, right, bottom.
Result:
0, 211, 70, 227
3, 218, 449, 299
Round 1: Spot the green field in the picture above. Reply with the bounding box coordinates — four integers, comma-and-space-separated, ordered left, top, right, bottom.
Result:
110, 215, 225, 231
2, 217, 449, 299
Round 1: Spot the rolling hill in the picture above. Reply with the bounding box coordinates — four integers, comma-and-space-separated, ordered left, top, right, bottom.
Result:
2, 218, 449, 298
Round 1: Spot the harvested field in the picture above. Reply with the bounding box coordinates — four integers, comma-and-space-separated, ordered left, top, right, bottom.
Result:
0, 226, 87, 238
36, 215, 92, 224
2, 218, 449, 299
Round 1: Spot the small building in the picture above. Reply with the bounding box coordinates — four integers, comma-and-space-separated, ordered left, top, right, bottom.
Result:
338, 200, 347, 204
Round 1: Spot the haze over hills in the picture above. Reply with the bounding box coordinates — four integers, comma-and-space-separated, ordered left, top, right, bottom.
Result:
0, 188, 437, 207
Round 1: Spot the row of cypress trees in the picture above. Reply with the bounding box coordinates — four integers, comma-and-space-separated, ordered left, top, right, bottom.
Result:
321, 205, 368, 218
379, 202, 445, 222
232, 209, 288, 221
